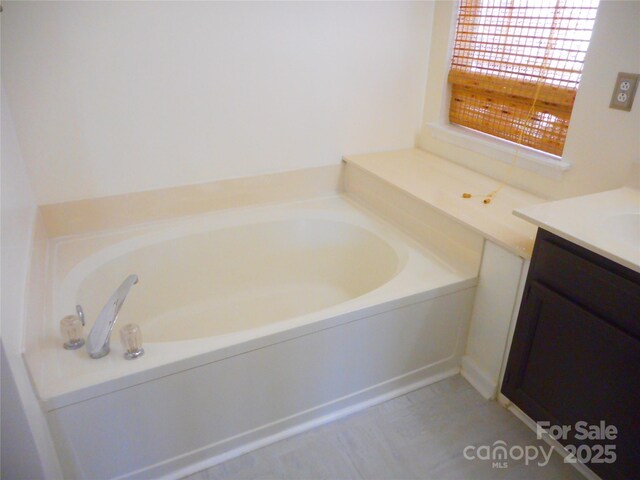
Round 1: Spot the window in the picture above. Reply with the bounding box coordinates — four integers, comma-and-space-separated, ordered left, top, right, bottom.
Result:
448, 0, 599, 157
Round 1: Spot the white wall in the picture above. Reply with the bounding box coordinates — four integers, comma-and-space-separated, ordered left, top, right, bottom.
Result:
2, 1, 433, 204
1, 92, 37, 351
1, 90, 62, 478
418, 0, 640, 200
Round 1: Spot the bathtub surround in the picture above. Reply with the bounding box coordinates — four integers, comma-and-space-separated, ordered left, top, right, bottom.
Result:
26, 148, 552, 478
12, 140, 548, 478
35, 196, 478, 478
40, 164, 342, 237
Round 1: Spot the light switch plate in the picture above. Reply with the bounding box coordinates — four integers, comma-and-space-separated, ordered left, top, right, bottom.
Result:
609, 72, 639, 111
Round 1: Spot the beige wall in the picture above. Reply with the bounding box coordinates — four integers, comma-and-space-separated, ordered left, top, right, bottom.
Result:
418, 0, 640, 200
2, 1, 434, 204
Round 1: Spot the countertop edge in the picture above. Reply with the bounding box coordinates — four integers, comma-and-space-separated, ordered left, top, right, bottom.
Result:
343, 150, 541, 259
513, 208, 640, 274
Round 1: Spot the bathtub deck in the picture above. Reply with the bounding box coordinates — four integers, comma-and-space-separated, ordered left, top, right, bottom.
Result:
183, 376, 583, 480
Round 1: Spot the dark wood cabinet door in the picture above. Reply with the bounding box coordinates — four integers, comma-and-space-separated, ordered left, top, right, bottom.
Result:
503, 281, 640, 480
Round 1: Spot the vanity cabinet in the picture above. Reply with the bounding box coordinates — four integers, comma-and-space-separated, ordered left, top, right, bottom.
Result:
502, 229, 640, 480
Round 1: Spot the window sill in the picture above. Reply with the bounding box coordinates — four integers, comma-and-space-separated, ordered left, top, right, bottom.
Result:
426, 122, 572, 180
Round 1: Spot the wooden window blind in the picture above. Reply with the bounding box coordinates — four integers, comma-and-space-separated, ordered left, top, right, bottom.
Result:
448, 0, 599, 156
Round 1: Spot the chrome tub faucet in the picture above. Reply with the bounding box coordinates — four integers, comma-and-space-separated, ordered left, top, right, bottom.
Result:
85, 274, 139, 359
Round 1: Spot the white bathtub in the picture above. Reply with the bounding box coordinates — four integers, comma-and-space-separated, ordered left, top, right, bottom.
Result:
73, 219, 401, 343
28, 195, 479, 479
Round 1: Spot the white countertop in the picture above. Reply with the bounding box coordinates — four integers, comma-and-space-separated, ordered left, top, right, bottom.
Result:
343, 149, 546, 258
514, 187, 640, 273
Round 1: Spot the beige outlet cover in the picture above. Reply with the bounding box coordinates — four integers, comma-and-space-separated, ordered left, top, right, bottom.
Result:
609, 72, 639, 111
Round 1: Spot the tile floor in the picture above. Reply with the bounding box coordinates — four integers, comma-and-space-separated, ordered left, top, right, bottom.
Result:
182, 375, 584, 480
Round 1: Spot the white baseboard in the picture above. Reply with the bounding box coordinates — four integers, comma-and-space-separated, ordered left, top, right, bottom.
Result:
460, 355, 497, 400
123, 363, 461, 480
506, 402, 601, 480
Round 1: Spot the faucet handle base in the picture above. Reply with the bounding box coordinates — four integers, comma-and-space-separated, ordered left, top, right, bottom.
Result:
64, 338, 85, 350
124, 347, 144, 360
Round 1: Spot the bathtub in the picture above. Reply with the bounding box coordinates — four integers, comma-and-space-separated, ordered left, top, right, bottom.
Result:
27, 195, 478, 479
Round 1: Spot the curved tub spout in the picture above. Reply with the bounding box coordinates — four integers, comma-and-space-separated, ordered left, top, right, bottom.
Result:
86, 274, 139, 359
